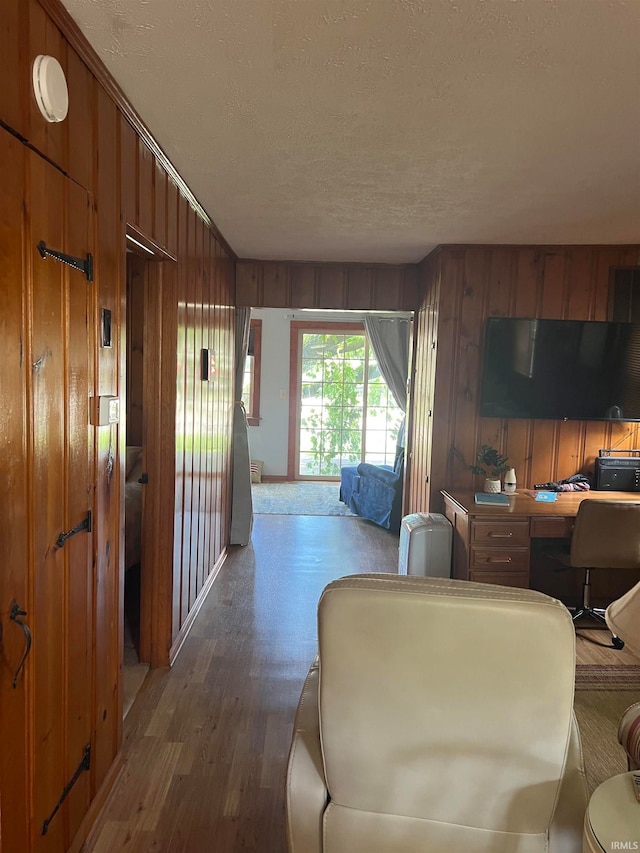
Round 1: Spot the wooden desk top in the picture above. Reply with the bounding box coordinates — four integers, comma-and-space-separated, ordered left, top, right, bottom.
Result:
441, 489, 640, 518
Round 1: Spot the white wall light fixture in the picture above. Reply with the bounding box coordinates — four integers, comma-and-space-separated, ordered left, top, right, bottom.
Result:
32, 55, 69, 123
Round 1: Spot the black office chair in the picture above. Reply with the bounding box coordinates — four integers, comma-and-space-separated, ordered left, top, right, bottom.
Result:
566, 500, 640, 646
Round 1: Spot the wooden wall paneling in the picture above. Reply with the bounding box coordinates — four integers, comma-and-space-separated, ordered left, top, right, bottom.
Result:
120, 118, 137, 225
509, 250, 542, 487
156, 259, 178, 660
220, 252, 231, 558
371, 266, 402, 310
407, 304, 429, 512
513, 249, 543, 317
222, 258, 232, 553
485, 250, 533, 483
0, 129, 30, 852
211, 242, 221, 570
200, 235, 212, 585
344, 267, 372, 309
453, 251, 490, 487
172, 196, 189, 642
413, 245, 640, 511
289, 263, 317, 307
209, 242, 220, 563
486, 249, 517, 317
181, 205, 196, 622
136, 255, 152, 666
125, 257, 145, 447
154, 160, 167, 249
201, 224, 212, 588
29, 151, 66, 853
142, 258, 165, 667
213, 242, 225, 560
28, 3, 67, 173
93, 86, 121, 793
193, 217, 205, 600
599, 250, 640, 319
417, 254, 443, 510
236, 260, 419, 311
235, 261, 260, 307
317, 266, 346, 309
262, 262, 289, 307
401, 266, 421, 310
0, 0, 27, 135
566, 248, 598, 319
65, 47, 94, 193
137, 141, 154, 236
554, 421, 586, 483
216, 260, 230, 559
62, 177, 94, 846
166, 178, 179, 258
540, 251, 569, 318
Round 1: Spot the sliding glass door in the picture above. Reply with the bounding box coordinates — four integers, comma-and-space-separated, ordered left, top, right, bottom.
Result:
291, 323, 403, 479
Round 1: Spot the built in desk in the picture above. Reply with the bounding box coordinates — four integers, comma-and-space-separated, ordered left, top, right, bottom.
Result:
441, 489, 640, 591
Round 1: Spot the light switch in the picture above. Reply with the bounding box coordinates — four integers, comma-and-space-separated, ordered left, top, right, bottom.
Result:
279, 389, 287, 399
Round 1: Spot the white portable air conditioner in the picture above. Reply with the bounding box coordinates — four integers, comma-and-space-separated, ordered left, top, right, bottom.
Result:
398, 513, 452, 577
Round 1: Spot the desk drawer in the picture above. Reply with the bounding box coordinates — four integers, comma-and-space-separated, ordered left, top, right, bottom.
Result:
470, 547, 530, 572
469, 570, 529, 589
529, 516, 574, 538
471, 520, 529, 547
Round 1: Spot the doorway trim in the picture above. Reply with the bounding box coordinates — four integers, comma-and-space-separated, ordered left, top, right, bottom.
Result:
125, 226, 177, 668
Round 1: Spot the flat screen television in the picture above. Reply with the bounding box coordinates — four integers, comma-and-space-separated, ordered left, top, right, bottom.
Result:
480, 318, 640, 421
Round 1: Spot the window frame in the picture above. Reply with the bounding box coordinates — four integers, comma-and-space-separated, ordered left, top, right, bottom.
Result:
243, 319, 262, 426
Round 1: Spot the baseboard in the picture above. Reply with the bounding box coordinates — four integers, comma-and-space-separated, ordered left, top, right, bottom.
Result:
261, 475, 288, 482
67, 752, 124, 853
169, 549, 227, 665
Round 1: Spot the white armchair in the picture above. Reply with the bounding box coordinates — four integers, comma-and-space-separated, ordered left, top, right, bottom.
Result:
286, 574, 588, 853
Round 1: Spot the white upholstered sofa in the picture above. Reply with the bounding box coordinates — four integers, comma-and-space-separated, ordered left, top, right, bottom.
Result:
286, 574, 588, 853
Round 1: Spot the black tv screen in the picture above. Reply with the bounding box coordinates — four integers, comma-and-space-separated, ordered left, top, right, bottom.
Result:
480, 318, 640, 421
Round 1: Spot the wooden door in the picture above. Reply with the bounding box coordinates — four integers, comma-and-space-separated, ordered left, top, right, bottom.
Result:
0, 129, 95, 852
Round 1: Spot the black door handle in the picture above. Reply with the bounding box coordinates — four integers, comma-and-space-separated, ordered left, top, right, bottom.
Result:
9, 599, 32, 688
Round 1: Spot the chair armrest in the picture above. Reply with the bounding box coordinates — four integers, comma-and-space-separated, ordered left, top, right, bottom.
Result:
286, 661, 327, 853
549, 711, 588, 850
356, 463, 398, 485
618, 701, 640, 770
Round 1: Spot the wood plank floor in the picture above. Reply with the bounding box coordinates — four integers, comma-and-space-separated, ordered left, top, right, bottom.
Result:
85, 515, 400, 852
84, 514, 638, 852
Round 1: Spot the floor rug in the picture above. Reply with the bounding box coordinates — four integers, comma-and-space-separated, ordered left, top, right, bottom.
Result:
575, 664, 640, 690
252, 481, 357, 517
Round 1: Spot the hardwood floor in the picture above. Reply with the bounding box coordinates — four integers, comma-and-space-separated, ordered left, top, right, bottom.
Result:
84, 515, 638, 852
84, 515, 400, 852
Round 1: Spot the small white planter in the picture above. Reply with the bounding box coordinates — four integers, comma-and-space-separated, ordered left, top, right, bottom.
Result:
483, 477, 502, 493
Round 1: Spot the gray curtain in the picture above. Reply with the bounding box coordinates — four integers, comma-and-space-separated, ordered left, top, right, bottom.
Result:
363, 315, 410, 413
234, 307, 251, 401
230, 308, 253, 545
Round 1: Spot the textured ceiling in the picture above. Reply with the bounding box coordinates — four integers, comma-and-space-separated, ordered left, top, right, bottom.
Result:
62, 0, 640, 263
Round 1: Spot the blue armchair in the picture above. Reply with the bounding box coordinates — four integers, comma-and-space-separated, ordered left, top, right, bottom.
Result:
339, 449, 404, 532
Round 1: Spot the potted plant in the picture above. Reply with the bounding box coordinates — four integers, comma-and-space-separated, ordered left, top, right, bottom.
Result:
470, 444, 510, 493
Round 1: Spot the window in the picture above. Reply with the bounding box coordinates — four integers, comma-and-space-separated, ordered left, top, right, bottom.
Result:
241, 320, 262, 426
293, 324, 404, 478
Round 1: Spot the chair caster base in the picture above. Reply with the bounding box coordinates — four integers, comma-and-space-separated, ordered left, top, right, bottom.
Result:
611, 636, 625, 650
572, 607, 607, 627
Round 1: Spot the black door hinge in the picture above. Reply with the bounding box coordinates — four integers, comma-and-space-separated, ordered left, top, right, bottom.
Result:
41, 744, 91, 836
56, 511, 92, 549
37, 241, 93, 282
